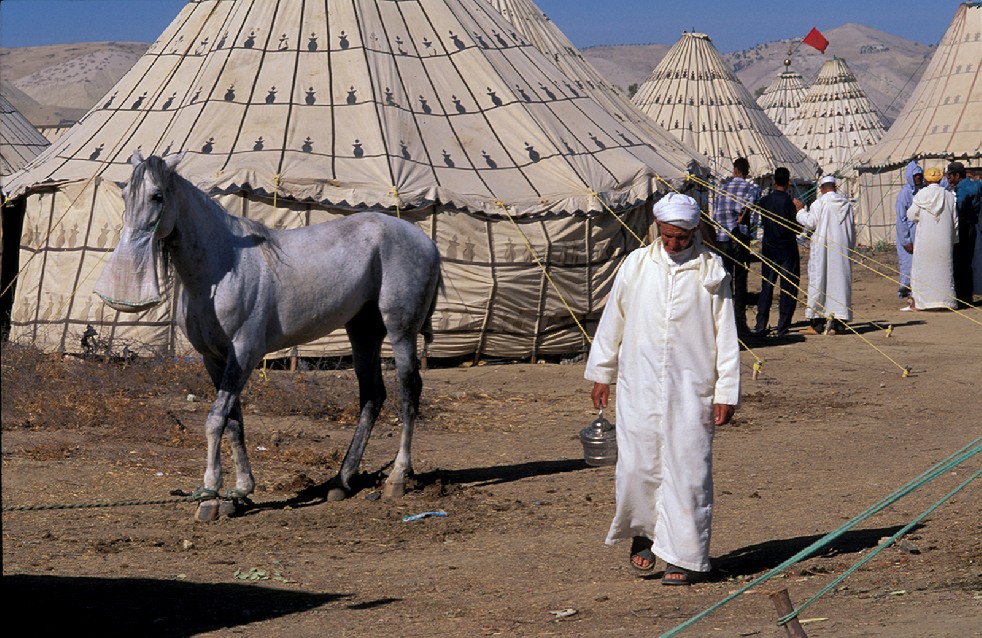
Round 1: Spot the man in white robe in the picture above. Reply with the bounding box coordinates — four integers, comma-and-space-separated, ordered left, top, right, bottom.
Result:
795, 176, 856, 334
906, 167, 958, 310
584, 193, 740, 585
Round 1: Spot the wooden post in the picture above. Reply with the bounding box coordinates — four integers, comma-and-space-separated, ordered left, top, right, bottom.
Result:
769, 589, 808, 638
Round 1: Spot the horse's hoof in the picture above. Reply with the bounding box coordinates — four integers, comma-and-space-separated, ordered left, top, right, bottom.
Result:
219, 499, 243, 518
195, 499, 221, 522
326, 486, 349, 501
383, 481, 406, 498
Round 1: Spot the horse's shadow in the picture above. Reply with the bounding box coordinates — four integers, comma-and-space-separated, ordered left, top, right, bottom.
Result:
2, 574, 352, 637
244, 458, 591, 514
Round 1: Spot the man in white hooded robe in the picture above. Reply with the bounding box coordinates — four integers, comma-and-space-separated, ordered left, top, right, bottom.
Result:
795, 176, 856, 334
584, 193, 740, 585
906, 167, 958, 310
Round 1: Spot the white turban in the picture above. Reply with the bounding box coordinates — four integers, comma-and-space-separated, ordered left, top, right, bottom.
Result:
652, 193, 701, 230
819, 175, 836, 186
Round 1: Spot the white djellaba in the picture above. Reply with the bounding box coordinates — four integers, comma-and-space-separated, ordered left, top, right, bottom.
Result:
584, 194, 740, 572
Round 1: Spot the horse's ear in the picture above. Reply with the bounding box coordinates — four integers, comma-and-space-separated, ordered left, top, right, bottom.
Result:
129, 150, 145, 167
163, 152, 186, 171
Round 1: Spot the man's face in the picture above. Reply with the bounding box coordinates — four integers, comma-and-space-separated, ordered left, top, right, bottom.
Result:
947, 172, 961, 186
657, 222, 696, 254
913, 173, 924, 188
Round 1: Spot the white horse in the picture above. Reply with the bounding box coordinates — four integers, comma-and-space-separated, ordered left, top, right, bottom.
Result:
96, 152, 442, 520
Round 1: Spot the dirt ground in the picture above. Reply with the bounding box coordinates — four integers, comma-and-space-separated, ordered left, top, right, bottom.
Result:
2, 248, 981, 638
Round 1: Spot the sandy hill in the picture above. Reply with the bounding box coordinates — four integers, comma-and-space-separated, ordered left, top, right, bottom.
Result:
1, 25, 930, 129
0, 42, 147, 126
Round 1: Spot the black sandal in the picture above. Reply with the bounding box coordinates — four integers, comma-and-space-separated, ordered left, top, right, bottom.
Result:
661, 563, 706, 586
629, 536, 656, 576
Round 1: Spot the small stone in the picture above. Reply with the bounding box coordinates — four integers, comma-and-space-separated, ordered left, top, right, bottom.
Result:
181, 539, 195, 550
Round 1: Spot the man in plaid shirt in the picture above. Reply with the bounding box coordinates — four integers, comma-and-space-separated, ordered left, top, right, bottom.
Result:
712, 157, 759, 335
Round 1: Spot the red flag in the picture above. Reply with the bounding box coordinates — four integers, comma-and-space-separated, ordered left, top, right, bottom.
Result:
802, 27, 829, 53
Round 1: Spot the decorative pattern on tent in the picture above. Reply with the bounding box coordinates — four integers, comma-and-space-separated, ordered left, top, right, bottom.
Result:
631, 32, 818, 181
757, 65, 807, 135
483, 0, 710, 177
5, 0, 685, 360
854, 1, 981, 244
785, 57, 885, 178
0, 95, 50, 189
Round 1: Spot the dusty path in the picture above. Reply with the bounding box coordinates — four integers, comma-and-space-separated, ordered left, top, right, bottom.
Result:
3, 249, 981, 637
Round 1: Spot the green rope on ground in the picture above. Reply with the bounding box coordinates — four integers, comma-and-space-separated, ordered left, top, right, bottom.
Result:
779, 466, 981, 626
1, 496, 197, 511
659, 435, 982, 637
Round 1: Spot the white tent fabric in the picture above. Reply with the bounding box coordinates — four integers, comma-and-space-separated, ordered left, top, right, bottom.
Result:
632, 32, 819, 182
483, 0, 710, 178
0, 95, 50, 189
785, 57, 885, 180
854, 1, 981, 244
5, 0, 701, 359
757, 66, 807, 135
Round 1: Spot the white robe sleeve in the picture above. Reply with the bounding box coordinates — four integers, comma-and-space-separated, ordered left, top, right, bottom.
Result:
711, 273, 741, 406
584, 253, 635, 385
796, 206, 819, 230
907, 203, 921, 223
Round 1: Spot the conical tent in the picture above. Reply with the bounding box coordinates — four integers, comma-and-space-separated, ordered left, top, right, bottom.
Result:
1, 94, 50, 191
5, 0, 684, 359
757, 64, 807, 135
483, 0, 710, 179
632, 32, 819, 182
854, 1, 981, 244
784, 57, 885, 185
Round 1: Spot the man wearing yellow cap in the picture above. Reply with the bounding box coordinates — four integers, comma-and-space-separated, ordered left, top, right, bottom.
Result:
906, 167, 958, 310
585, 193, 740, 586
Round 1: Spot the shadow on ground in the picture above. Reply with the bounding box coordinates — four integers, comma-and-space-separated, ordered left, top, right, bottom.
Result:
714, 524, 918, 578
2, 575, 352, 637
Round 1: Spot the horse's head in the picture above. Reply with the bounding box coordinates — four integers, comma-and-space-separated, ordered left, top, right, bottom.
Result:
94, 150, 185, 313
122, 150, 184, 240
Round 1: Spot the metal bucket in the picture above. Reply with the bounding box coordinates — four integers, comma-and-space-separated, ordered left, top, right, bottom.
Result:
579, 409, 617, 466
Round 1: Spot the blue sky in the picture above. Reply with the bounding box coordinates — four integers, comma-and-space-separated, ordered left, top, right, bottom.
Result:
0, 0, 960, 52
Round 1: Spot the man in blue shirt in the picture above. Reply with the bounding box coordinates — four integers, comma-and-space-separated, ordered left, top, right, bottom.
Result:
712, 157, 760, 334
895, 161, 924, 299
947, 162, 981, 308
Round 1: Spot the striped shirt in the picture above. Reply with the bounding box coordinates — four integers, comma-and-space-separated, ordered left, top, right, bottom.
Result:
713, 176, 760, 242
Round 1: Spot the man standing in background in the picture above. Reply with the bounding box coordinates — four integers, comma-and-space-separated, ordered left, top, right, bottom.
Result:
753, 167, 802, 337
895, 161, 924, 299
946, 162, 981, 308
796, 176, 855, 334
712, 157, 760, 335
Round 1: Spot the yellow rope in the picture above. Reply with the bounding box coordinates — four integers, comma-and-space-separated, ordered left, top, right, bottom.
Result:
392, 187, 401, 218
495, 200, 592, 345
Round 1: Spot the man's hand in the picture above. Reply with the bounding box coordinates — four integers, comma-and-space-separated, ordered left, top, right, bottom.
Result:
591, 383, 609, 410
903, 243, 913, 254
714, 404, 735, 426
792, 198, 804, 211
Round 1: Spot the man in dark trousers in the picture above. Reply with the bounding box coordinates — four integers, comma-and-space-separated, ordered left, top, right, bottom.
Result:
947, 162, 981, 308
752, 167, 802, 336
712, 157, 760, 334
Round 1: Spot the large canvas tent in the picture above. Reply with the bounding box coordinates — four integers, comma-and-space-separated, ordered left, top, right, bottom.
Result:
854, 1, 981, 245
483, 0, 710, 179
757, 62, 807, 135
1, 94, 50, 335
4, 0, 701, 359
0, 94, 50, 189
632, 32, 819, 182
785, 56, 885, 190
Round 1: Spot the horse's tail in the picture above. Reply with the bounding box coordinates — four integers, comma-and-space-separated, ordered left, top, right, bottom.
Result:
420, 269, 444, 346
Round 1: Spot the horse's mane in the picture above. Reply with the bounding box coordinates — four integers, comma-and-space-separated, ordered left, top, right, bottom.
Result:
135, 155, 281, 270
